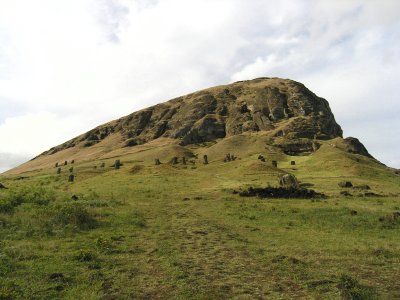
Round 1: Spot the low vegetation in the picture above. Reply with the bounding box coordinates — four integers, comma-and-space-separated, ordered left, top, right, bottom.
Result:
0, 141, 399, 299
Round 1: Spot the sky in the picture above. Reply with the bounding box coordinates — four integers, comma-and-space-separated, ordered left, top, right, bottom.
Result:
0, 0, 399, 173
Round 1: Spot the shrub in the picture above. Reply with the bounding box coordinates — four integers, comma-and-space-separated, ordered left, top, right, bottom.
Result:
0, 200, 15, 214
131, 211, 146, 228
74, 249, 97, 262
54, 204, 97, 230
0, 253, 14, 276
96, 237, 114, 254
338, 274, 376, 300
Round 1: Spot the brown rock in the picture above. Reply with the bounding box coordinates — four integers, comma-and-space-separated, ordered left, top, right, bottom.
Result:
279, 174, 299, 188
338, 181, 353, 188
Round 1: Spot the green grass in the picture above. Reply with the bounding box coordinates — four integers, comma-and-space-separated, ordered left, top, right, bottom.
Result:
0, 144, 399, 299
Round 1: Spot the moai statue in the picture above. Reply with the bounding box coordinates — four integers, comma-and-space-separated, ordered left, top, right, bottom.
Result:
171, 157, 178, 165
69, 167, 74, 173
182, 157, 186, 165
272, 160, 278, 168
203, 155, 208, 164
100, 162, 105, 168
155, 159, 161, 165
115, 160, 121, 170
291, 161, 296, 165
68, 174, 75, 182
55, 162, 58, 168
57, 167, 61, 174
226, 153, 231, 162
64, 161, 68, 166
71, 159, 75, 164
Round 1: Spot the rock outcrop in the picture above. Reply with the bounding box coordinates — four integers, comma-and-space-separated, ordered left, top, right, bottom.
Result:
36, 77, 370, 158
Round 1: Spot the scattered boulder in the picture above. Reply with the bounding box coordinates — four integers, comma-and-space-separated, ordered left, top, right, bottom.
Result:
0, 183, 7, 189
114, 160, 121, 170
353, 185, 370, 190
340, 191, 352, 197
71, 160, 75, 164
239, 186, 325, 199
71, 195, 79, 200
68, 175, 75, 182
291, 161, 296, 165
350, 210, 358, 216
338, 181, 353, 188
55, 162, 58, 168
57, 168, 61, 174
154, 159, 161, 165
224, 153, 237, 162
272, 160, 278, 168
100, 162, 105, 168
64, 161, 68, 166
69, 167, 74, 173
171, 157, 178, 165
279, 174, 299, 188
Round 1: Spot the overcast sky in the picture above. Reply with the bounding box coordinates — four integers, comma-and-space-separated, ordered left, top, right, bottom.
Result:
0, 0, 399, 172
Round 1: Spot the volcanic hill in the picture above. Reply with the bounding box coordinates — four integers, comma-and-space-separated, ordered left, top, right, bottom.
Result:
1, 78, 400, 299
7, 77, 373, 174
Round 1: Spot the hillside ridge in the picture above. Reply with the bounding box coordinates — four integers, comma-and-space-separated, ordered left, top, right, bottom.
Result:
6, 77, 375, 175
41, 77, 343, 155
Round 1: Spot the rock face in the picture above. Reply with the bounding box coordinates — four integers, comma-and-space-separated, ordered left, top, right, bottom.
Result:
39, 77, 360, 157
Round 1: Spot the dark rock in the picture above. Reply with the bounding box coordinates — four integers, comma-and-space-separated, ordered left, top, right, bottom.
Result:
279, 174, 299, 188
64, 161, 68, 166
343, 137, 373, 158
68, 175, 75, 182
171, 157, 178, 165
182, 157, 186, 165
38, 78, 343, 156
364, 192, 382, 197
0, 183, 7, 189
71, 195, 79, 200
271, 160, 277, 167
338, 181, 353, 188
353, 185, 370, 190
69, 167, 73, 173
291, 161, 296, 165
239, 186, 325, 199
57, 168, 61, 174
55, 162, 58, 168
48, 273, 64, 281
350, 210, 358, 216
203, 155, 208, 165
114, 160, 121, 170
340, 191, 352, 196
71, 160, 75, 164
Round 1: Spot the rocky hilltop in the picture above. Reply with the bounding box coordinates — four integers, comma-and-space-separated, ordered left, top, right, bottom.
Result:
41, 78, 351, 155
4, 76, 373, 175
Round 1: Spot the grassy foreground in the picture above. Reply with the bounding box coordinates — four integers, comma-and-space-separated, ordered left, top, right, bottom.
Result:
0, 145, 399, 299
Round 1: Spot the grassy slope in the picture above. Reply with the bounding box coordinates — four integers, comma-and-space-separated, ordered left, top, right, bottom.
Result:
0, 138, 399, 299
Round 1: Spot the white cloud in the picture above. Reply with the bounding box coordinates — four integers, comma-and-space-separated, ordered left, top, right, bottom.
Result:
0, 0, 399, 171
